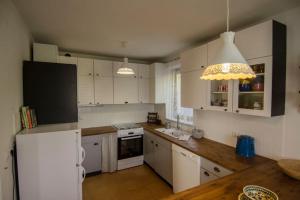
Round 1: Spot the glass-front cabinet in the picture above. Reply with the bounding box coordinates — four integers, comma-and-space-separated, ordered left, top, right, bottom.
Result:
233, 56, 272, 116
207, 80, 233, 112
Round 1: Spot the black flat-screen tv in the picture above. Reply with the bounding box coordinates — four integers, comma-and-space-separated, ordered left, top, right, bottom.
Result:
23, 61, 78, 124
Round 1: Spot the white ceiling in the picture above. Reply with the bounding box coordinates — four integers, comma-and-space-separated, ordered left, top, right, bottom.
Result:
13, 0, 300, 61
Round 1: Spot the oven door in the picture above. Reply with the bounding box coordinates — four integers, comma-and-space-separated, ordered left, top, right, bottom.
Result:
118, 135, 143, 160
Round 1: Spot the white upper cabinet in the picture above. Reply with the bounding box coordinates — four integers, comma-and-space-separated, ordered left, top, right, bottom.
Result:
138, 64, 150, 103
139, 64, 150, 78
113, 62, 138, 78
149, 63, 167, 104
114, 77, 139, 104
139, 78, 150, 103
206, 38, 233, 112
93, 59, 114, 105
235, 20, 272, 60
57, 56, 78, 65
181, 69, 207, 109
180, 44, 207, 72
78, 76, 94, 105
93, 60, 113, 77
207, 38, 222, 65
232, 56, 272, 117
77, 58, 94, 76
77, 58, 94, 106
94, 77, 114, 105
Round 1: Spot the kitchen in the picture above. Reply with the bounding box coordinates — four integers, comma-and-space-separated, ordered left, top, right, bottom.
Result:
1, 0, 300, 200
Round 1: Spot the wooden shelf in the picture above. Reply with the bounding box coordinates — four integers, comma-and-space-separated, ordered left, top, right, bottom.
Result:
212, 92, 228, 94
254, 73, 265, 76
239, 91, 264, 94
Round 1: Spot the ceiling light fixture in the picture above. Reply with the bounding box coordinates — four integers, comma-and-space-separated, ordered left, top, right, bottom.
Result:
117, 41, 135, 75
200, 0, 256, 80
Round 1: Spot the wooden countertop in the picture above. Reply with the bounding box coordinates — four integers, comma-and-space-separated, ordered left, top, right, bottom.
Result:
81, 126, 117, 136
140, 123, 300, 200
166, 161, 300, 200
140, 123, 269, 172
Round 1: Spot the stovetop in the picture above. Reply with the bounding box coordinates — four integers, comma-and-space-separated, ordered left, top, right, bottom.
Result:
113, 123, 142, 130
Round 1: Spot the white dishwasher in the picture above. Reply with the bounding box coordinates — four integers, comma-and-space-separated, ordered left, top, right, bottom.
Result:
172, 144, 201, 193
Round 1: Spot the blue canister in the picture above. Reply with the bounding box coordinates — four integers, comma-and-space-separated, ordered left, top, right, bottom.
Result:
236, 135, 255, 158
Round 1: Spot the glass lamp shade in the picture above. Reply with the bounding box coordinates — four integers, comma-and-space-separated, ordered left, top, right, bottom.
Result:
117, 67, 135, 75
200, 32, 256, 80
117, 57, 135, 75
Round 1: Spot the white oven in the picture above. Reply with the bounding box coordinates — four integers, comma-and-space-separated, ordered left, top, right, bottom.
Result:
114, 124, 144, 170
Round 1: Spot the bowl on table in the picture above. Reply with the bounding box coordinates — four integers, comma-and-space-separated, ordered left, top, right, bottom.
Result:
239, 185, 278, 200
278, 159, 300, 180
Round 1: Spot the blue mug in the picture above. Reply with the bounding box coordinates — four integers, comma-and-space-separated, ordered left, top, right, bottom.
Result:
236, 135, 255, 158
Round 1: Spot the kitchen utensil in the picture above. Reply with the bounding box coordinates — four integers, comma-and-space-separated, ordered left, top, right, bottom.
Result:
236, 135, 255, 158
191, 128, 204, 139
277, 159, 300, 180
239, 80, 251, 91
252, 82, 264, 91
253, 102, 262, 110
147, 112, 159, 124
243, 185, 278, 200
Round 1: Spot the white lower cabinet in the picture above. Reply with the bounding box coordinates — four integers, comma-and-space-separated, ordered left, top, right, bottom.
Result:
200, 168, 218, 184
82, 135, 102, 174
144, 131, 172, 185
114, 77, 139, 104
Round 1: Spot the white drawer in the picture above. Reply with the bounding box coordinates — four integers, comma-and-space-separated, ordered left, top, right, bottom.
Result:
201, 157, 232, 177
82, 135, 101, 144
200, 168, 218, 184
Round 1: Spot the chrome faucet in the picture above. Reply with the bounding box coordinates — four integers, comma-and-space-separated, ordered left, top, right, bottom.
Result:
176, 115, 180, 130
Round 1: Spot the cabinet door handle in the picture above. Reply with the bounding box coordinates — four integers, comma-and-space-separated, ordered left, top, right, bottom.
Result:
213, 167, 220, 173
96, 73, 99, 76
151, 140, 154, 144
124, 101, 128, 104
201, 66, 204, 68
200, 107, 203, 110
236, 110, 239, 113
96, 102, 100, 105
89, 102, 92, 105
180, 152, 187, 157
88, 73, 92, 76
204, 171, 210, 176
94, 142, 99, 146
224, 108, 227, 112
155, 144, 158, 147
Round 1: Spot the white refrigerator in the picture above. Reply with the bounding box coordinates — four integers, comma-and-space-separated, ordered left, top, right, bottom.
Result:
16, 123, 85, 200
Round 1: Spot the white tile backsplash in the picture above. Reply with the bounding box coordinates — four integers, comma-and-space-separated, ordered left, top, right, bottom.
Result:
78, 104, 155, 128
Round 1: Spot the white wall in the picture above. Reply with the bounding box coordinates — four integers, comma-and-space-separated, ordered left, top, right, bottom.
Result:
0, 0, 32, 199
194, 6, 300, 160
78, 104, 155, 128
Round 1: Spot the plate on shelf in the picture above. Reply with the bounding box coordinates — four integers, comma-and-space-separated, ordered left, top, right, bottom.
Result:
243, 185, 278, 200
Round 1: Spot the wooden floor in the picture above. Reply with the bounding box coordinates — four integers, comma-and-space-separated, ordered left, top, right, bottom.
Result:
83, 165, 174, 200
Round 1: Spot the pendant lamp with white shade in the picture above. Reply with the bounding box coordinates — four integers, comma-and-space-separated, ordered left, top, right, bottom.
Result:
117, 41, 135, 75
117, 57, 135, 75
200, 0, 256, 80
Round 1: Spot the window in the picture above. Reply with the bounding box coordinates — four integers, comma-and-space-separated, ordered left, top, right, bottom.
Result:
164, 61, 193, 125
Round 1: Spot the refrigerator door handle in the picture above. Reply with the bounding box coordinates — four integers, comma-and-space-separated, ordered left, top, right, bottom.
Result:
81, 166, 86, 183
81, 147, 86, 163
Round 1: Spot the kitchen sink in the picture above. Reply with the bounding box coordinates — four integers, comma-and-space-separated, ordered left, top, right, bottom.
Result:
155, 128, 190, 139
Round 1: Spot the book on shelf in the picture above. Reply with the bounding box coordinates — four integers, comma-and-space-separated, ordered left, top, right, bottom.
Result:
20, 106, 37, 129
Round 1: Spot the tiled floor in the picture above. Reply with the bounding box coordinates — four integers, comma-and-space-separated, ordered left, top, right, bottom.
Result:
83, 165, 174, 200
